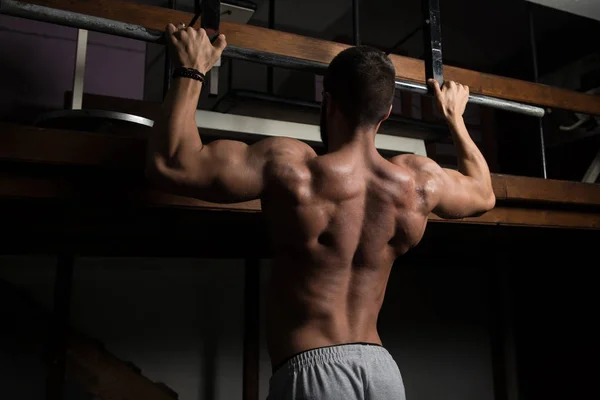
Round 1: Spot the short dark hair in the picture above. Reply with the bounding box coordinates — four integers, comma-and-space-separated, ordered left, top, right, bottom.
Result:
323, 46, 396, 127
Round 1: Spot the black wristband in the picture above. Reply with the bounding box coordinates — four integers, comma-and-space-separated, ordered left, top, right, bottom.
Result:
172, 67, 206, 82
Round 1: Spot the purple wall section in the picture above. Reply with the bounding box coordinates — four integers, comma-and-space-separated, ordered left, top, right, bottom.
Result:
0, 15, 146, 120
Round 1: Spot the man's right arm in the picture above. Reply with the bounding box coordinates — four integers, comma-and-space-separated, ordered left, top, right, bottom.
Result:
393, 80, 495, 219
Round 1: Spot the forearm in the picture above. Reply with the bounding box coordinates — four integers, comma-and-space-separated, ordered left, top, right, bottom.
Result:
148, 78, 203, 169
447, 115, 492, 190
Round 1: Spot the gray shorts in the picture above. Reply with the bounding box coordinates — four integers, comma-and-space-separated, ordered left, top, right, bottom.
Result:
267, 343, 406, 400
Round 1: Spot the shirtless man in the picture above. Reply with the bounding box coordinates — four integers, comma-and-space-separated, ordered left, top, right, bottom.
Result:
147, 24, 496, 399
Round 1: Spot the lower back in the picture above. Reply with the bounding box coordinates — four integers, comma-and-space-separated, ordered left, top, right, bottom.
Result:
266, 254, 393, 369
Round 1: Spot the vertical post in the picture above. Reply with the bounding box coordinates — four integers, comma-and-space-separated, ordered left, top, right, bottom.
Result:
491, 264, 519, 400
528, 3, 547, 179
422, 0, 443, 87
228, 58, 234, 94
243, 259, 260, 400
352, 0, 360, 46
71, 29, 88, 110
209, 57, 221, 96
267, 0, 275, 94
46, 255, 74, 400
496, 259, 519, 400
202, 0, 221, 96
163, 0, 177, 99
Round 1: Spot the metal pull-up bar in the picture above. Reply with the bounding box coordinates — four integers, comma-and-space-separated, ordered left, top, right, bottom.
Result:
0, 0, 545, 118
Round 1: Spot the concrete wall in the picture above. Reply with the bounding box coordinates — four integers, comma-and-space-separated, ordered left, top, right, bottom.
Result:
0, 15, 145, 120
0, 256, 496, 400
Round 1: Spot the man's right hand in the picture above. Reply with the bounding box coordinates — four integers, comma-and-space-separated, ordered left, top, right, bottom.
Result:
166, 23, 227, 74
428, 79, 470, 120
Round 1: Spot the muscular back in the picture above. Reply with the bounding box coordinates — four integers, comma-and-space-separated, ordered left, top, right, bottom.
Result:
262, 143, 430, 368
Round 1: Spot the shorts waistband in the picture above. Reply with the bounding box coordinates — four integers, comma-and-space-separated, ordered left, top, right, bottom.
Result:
272, 342, 384, 374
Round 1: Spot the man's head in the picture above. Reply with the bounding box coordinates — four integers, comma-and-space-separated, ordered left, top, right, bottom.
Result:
320, 46, 396, 150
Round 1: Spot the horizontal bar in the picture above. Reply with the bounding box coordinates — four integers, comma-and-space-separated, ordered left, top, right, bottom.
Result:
10, 0, 600, 116
0, 0, 544, 117
0, 0, 165, 41
396, 80, 545, 117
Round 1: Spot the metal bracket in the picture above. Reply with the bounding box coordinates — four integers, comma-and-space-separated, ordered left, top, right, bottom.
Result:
201, 0, 221, 37
422, 0, 443, 87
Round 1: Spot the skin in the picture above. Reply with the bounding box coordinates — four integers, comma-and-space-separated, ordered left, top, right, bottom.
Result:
148, 24, 496, 369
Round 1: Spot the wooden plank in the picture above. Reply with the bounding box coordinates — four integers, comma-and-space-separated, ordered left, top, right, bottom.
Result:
19, 0, 600, 116
0, 171, 262, 212
0, 123, 145, 169
428, 207, 600, 230
0, 169, 598, 229
492, 174, 600, 206
2, 123, 600, 209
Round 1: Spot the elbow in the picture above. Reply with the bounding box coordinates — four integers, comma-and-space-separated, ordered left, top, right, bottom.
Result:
480, 190, 496, 213
145, 158, 162, 186
468, 189, 495, 218
145, 156, 173, 190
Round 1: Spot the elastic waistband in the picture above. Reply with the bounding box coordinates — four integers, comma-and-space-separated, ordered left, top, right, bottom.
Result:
273, 342, 385, 374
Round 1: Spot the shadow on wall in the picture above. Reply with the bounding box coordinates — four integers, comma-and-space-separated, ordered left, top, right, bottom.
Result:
0, 256, 246, 400
377, 263, 495, 400
0, 256, 495, 400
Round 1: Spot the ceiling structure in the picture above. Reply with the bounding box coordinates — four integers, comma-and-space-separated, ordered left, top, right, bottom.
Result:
143, 0, 598, 77
527, 0, 600, 22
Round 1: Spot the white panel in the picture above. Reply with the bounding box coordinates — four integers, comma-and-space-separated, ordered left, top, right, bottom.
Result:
221, 4, 255, 24
195, 110, 427, 155
71, 29, 88, 110
527, 0, 600, 22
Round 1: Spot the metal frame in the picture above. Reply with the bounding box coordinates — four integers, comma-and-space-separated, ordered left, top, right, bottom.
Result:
163, 0, 177, 98
528, 2, 548, 178
202, 0, 222, 96
0, 0, 545, 118
582, 148, 600, 183
422, 0, 443, 86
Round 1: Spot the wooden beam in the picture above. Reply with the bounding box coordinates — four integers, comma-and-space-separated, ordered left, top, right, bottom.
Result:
19, 0, 600, 116
1, 166, 598, 229
428, 208, 600, 230
0, 124, 145, 169
491, 174, 600, 206
0, 171, 262, 212
2, 124, 600, 209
